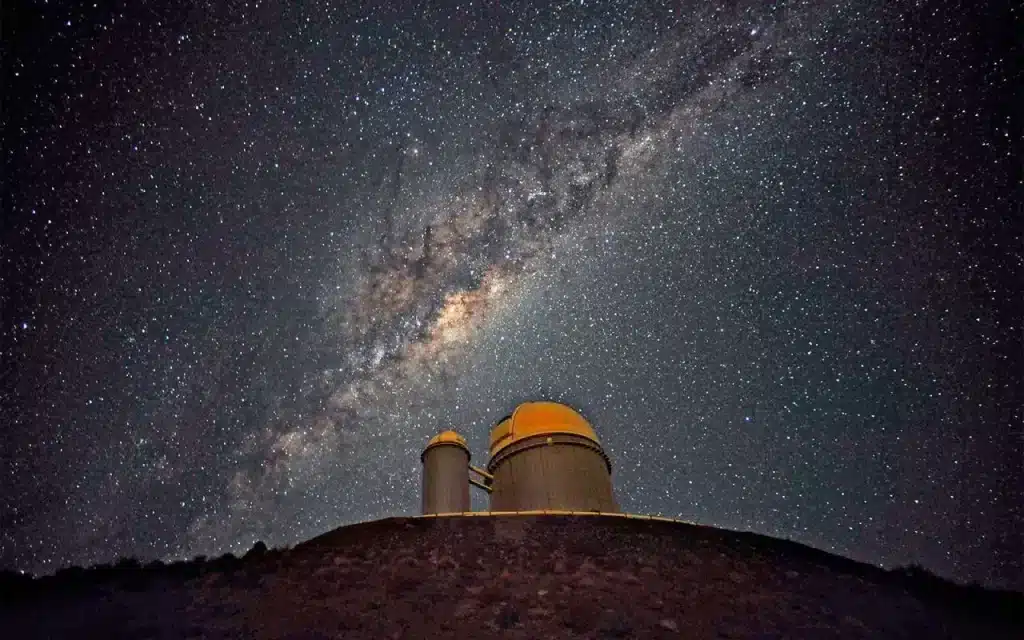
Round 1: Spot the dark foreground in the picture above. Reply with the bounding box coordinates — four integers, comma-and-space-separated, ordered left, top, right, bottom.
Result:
1, 515, 1020, 639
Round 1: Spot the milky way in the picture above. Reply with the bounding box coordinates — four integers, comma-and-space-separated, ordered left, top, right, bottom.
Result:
2, 0, 1019, 588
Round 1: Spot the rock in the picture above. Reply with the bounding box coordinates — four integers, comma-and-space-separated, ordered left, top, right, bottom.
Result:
243, 541, 268, 559
842, 615, 868, 630
578, 559, 600, 573
454, 600, 478, 619
600, 611, 634, 638
435, 555, 458, 570
619, 571, 642, 585
659, 619, 679, 632
576, 575, 597, 588
496, 603, 520, 629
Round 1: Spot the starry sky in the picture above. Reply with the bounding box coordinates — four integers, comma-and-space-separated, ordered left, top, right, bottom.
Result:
2, 0, 1020, 589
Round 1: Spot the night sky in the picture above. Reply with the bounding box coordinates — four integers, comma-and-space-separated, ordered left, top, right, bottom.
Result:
2, 0, 1020, 589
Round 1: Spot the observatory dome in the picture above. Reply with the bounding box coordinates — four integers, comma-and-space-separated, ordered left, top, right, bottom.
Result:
489, 401, 599, 458
421, 430, 469, 459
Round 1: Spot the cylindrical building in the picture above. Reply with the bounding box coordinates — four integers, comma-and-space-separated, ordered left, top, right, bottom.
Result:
421, 430, 470, 515
486, 401, 617, 513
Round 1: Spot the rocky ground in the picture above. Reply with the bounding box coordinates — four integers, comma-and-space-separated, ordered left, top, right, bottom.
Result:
2, 514, 1020, 639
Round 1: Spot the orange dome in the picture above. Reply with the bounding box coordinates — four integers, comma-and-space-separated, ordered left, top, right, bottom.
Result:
423, 430, 469, 459
489, 401, 599, 457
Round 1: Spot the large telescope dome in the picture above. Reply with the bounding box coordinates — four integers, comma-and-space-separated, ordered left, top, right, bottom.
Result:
486, 401, 616, 513
488, 401, 600, 458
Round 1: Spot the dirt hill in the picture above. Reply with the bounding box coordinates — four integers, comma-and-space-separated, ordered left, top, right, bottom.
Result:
2, 514, 1020, 639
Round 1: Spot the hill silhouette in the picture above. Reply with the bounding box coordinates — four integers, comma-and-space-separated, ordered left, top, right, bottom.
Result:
1, 514, 1020, 638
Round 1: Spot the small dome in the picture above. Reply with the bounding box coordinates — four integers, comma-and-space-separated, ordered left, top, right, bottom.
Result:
489, 401, 599, 457
423, 430, 469, 458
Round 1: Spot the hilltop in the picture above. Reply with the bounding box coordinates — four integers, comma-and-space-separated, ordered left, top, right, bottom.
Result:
2, 514, 1020, 639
